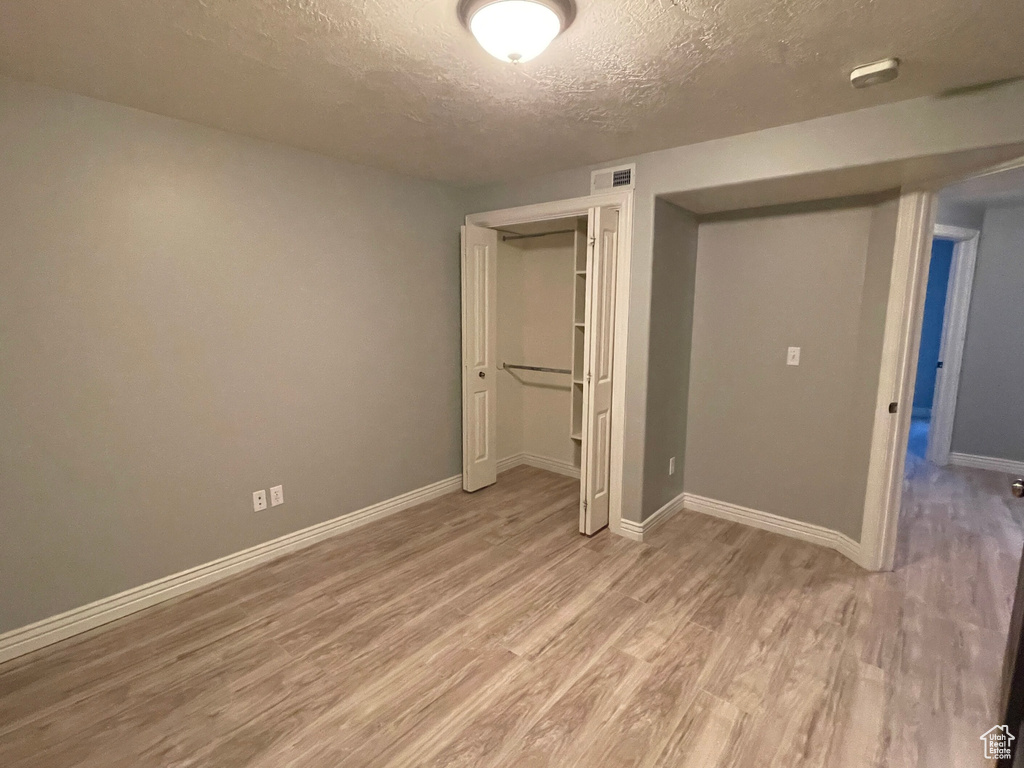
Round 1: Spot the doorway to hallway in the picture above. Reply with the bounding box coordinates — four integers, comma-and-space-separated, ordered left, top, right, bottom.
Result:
907, 236, 954, 462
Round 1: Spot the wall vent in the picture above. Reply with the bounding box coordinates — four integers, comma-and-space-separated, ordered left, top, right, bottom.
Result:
591, 163, 636, 194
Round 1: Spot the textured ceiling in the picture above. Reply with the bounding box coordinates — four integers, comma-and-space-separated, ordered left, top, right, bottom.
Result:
939, 163, 1024, 209
663, 146, 1024, 214
2, 0, 1023, 185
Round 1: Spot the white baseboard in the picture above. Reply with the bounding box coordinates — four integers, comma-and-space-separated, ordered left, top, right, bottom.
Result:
0, 473, 463, 665
498, 452, 580, 480
949, 452, 1024, 476
616, 519, 643, 541
614, 490, 861, 565
618, 490, 687, 541
681, 493, 863, 566
497, 453, 526, 474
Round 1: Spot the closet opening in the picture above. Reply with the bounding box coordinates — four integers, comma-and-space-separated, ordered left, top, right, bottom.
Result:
461, 195, 629, 537
496, 218, 585, 482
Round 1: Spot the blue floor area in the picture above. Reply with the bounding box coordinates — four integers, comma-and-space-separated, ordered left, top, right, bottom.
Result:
907, 417, 929, 460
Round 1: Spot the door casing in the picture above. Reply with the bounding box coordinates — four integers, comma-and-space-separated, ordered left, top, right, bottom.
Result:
926, 224, 980, 465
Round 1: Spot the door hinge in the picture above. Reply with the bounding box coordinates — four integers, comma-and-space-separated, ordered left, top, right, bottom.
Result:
888, 402, 898, 414
588, 236, 596, 247
936, 361, 944, 369
586, 372, 592, 383
582, 500, 588, 511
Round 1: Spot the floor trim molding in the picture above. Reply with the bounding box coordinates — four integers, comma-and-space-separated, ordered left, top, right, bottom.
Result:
948, 452, 1024, 476
498, 452, 580, 480
618, 491, 687, 541
682, 493, 863, 566
615, 490, 861, 564
0, 473, 463, 665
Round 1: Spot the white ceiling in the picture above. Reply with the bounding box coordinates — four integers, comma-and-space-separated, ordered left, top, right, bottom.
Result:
664, 146, 1024, 215
939, 163, 1024, 209
2, 0, 1023, 186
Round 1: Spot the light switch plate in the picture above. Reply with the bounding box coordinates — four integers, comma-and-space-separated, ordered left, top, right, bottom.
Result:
270, 485, 284, 507
787, 347, 801, 366
669, 457, 676, 476
253, 490, 267, 512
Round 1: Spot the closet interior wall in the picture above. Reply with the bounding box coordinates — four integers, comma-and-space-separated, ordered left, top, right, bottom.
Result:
496, 229, 580, 473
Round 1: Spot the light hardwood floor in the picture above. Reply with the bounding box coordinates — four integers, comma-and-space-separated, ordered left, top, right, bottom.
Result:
1, 458, 1021, 767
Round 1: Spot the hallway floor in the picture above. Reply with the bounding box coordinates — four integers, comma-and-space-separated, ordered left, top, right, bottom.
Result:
907, 416, 930, 460
0, 461, 1021, 767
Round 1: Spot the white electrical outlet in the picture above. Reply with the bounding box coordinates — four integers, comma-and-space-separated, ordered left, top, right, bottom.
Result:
253, 490, 267, 512
669, 457, 676, 476
787, 346, 801, 366
270, 485, 284, 507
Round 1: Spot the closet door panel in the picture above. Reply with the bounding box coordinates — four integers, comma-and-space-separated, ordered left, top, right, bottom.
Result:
581, 206, 618, 533
461, 224, 498, 492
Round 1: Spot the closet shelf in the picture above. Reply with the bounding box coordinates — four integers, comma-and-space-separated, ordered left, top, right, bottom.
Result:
571, 224, 588, 452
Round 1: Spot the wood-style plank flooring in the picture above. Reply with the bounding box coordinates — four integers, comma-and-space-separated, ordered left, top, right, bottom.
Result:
1, 457, 1021, 767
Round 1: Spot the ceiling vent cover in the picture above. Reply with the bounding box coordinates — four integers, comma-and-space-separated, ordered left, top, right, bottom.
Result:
591, 163, 636, 194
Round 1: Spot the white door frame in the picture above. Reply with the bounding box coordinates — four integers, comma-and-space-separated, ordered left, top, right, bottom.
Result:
926, 224, 980, 465
859, 192, 937, 572
465, 190, 634, 537
860, 205, 984, 571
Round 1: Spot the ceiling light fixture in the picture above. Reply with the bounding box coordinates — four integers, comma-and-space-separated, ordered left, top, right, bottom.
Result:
850, 58, 900, 89
458, 0, 575, 63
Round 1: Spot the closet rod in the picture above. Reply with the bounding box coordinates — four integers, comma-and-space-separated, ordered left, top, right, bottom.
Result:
500, 229, 576, 242
502, 362, 572, 375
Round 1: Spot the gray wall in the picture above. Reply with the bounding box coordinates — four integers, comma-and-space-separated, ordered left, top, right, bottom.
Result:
936, 198, 985, 230
683, 198, 898, 539
0, 79, 466, 633
950, 205, 1024, 463
641, 199, 699, 520
466, 82, 1024, 525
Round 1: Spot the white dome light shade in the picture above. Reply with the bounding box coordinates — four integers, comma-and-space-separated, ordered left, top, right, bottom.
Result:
468, 0, 564, 63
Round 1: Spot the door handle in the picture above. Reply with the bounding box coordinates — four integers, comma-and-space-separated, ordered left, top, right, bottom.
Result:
479, 371, 486, 379
1013, 479, 1024, 498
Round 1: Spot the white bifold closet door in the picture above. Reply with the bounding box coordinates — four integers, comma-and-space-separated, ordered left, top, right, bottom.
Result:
461, 224, 498, 492
580, 206, 618, 534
